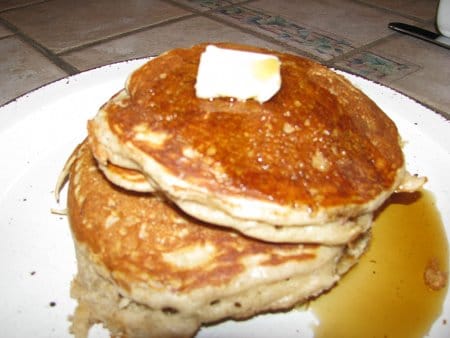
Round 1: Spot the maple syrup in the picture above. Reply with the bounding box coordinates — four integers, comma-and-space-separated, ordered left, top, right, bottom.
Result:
310, 190, 448, 338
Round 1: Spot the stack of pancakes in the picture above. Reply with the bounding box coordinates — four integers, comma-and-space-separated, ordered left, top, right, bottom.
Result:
58, 43, 425, 338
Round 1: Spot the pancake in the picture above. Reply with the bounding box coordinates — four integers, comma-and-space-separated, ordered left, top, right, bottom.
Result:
88, 43, 424, 244
101, 160, 153, 192
63, 141, 369, 338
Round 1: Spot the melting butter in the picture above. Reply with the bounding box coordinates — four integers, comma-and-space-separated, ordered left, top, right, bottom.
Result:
195, 45, 281, 103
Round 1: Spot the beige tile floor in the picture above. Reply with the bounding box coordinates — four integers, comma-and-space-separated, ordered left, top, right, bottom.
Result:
0, 0, 449, 118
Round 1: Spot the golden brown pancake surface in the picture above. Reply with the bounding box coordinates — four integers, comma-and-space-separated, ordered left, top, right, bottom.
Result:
100, 43, 404, 210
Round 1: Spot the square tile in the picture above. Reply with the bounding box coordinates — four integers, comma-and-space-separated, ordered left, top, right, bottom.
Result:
62, 16, 286, 71
0, 36, 67, 106
0, 0, 44, 12
0, 0, 190, 54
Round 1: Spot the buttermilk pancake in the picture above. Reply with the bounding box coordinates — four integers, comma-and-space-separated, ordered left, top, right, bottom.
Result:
101, 160, 153, 192
62, 141, 369, 338
88, 43, 424, 244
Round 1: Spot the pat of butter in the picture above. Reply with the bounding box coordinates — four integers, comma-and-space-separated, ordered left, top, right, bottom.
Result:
195, 45, 281, 103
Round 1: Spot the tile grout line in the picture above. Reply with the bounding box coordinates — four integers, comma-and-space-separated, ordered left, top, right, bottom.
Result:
58, 13, 198, 56
0, 0, 50, 14
0, 33, 14, 41
350, 0, 437, 25
58, 0, 260, 56
0, 16, 80, 75
327, 34, 399, 66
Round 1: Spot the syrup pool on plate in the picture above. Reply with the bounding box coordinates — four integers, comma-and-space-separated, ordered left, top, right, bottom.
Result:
310, 190, 448, 338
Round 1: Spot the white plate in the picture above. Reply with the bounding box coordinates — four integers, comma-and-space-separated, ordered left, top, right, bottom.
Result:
0, 59, 449, 338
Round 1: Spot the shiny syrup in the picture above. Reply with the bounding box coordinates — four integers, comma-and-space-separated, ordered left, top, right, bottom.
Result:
310, 190, 449, 338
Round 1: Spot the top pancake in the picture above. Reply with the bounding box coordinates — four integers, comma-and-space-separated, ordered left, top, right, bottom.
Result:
88, 43, 407, 243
